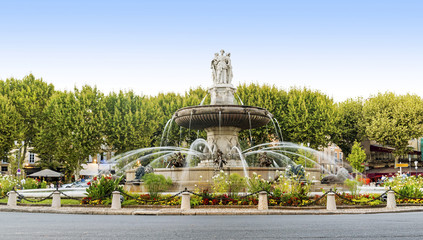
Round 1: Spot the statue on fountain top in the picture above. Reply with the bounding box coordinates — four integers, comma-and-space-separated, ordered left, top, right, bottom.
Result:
211, 49, 233, 85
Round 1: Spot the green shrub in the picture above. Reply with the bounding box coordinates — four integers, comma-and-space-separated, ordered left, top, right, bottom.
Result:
344, 179, 360, 197
0, 175, 18, 196
22, 178, 38, 189
227, 173, 246, 197
86, 175, 123, 201
247, 172, 272, 193
384, 175, 423, 199
142, 173, 172, 199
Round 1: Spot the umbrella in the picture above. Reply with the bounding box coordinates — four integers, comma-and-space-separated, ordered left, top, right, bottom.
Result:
28, 169, 64, 178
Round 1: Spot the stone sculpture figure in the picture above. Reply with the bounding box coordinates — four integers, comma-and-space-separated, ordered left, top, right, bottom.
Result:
321, 167, 349, 184
169, 152, 186, 168
211, 53, 219, 84
258, 152, 272, 167
214, 149, 227, 169
134, 165, 154, 180
211, 50, 233, 85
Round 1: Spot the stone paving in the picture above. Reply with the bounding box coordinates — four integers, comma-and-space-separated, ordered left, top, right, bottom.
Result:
2, 205, 423, 216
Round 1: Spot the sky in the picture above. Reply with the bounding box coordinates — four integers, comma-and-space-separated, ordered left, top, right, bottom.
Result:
0, 0, 422, 102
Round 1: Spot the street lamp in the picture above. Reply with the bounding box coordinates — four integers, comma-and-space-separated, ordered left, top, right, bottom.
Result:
14, 141, 24, 189
415, 160, 418, 176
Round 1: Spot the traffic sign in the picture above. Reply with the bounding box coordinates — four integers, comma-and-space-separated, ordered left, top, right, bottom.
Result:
17, 168, 21, 175
396, 163, 408, 168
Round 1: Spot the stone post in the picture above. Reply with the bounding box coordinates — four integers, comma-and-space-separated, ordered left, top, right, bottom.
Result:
51, 191, 61, 208
7, 191, 17, 207
181, 192, 191, 210
326, 192, 336, 211
258, 191, 268, 210
386, 190, 396, 209
111, 191, 122, 210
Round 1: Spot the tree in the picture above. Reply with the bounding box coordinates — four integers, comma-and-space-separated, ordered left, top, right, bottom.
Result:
34, 86, 105, 180
0, 74, 55, 160
0, 95, 22, 162
333, 98, 365, 158
236, 83, 287, 146
347, 141, 367, 173
104, 90, 162, 154
282, 87, 337, 149
363, 93, 423, 164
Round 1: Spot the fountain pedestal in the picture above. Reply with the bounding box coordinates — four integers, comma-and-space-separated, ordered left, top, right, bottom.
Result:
209, 84, 236, 105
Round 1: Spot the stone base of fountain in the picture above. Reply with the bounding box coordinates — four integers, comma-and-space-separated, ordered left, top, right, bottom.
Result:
124, 167, 321, 192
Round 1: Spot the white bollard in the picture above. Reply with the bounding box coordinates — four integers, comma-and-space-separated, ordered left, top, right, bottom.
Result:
326, 192, 337, 211
386, 190, 396, 209
111, 191, 122, 210
7, 191, 17, 207
258, 191, 268, 210
181, 192, 191, 210
51, 191, 61, 208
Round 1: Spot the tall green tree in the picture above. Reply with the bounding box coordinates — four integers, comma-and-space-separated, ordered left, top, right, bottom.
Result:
0, 74, 55, 160
282, 87, 337, 149
333, 98, 365, 158
35, 86, 105, 180
363, 92, 423, 164
347, 141, 367, 173
0, 95, 22, 162
236, 83, 287, 146
104, 90, 162, 154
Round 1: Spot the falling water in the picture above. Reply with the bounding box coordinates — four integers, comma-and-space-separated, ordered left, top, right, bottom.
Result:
247, 112, 253, 146
200, 94, 208, 105
234, 93, 244, 105
165, 115, 175, 146
231, 146, 250, 179
218, 111, 222, 133
178, 126, 182, 147
188, 111, 193, 132
273, 118, 283, 142
160, 119, 173, 146
267, 115, 282, 141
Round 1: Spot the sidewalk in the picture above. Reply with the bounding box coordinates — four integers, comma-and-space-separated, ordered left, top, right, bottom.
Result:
2, 205, 423, 216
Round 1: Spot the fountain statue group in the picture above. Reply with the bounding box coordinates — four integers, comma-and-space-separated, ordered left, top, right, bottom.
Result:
211, 49, 233, 85
120, 49, 343, 192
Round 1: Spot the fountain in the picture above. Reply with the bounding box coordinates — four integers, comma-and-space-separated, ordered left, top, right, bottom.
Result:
119, 50, 342, 192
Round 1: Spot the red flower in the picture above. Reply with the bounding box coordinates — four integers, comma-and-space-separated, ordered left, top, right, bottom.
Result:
93, 177, 97, 181
87, 182, 91, 185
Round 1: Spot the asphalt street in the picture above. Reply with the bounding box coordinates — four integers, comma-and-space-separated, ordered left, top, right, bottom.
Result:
1, 212, 422, 239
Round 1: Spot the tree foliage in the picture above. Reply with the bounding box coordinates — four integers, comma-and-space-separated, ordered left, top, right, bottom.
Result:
0, 95, 22, 160
363, 93, 423, 158
347, 141, 367, 172
34, 86, 105, 179
282, 88, 337, 149
0, 74, 54, 160
333, 98, 365, 158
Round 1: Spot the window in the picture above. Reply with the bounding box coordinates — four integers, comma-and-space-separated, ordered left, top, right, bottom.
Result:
29, 152, 35, 164
1, 154, 7, 163
1, 166, 7, 172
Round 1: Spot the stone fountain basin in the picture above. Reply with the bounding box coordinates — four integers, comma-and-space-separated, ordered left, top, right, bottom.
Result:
174, 105, 272, 130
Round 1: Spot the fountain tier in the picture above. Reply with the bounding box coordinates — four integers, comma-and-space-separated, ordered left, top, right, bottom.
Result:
173, 105, 271, 130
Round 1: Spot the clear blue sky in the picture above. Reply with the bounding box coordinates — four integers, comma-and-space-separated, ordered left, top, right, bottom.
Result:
1, 0, 422, 102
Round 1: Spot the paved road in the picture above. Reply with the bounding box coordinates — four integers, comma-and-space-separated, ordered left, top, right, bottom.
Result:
1, 212, 422, 239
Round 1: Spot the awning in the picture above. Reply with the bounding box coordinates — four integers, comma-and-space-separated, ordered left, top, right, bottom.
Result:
28, 169, 63, 178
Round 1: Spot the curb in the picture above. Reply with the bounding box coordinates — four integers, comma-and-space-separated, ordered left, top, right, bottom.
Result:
2, 205, 423, 216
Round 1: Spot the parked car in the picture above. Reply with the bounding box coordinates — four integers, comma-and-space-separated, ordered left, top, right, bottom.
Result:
62, 178, 92, 188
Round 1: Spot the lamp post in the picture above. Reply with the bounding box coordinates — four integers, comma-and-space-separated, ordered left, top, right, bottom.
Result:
14, 141, 24, 185
415, 160, 418, 176
409, 155, 412, 175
